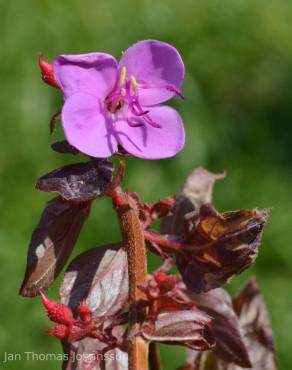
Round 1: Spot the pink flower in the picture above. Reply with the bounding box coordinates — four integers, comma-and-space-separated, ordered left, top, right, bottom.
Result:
53, 40, 185, 159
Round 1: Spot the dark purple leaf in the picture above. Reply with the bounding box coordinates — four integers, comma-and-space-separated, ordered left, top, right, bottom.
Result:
177, 207, 270, 293
36, 159, 114, 202
142, 309, 215, 351
51, 140, 79, 155
20, 197, 90, 297
60, 244, 128, 318
188, 288, 251, 368
50, 109, 61, 134
161, 167, 225, 235
231, 277, 278, 370
180, 279, 278, 370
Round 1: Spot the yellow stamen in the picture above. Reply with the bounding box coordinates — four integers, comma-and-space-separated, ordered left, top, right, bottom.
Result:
130, 75, 137, 92
119, 67, 126, 85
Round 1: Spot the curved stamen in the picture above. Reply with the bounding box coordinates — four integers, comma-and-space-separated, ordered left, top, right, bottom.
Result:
131, 98, 161, 128
127, 94, 161, 128
127, 118, 144, 128
165, 85, 185, 99
105, 72, 164, 129
139, 82, 185, 99
131, 105, 149, 116
130, 97, 149, 116
143, 114, 161, 128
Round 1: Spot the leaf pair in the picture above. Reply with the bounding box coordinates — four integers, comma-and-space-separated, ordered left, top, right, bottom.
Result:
45, 243, 216, 367
20, 159, 114, 297
59, 244, 129, 370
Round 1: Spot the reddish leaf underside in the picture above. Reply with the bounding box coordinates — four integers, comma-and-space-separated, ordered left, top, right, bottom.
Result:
20, 197, 90, 297
179, 278, 278, 370
60, 244, 129, 369
142, 309, 215, 351
51, 140, 79, 155
187, 288, 251, 367
60, 244, 128, 317
231, 277, 278, 370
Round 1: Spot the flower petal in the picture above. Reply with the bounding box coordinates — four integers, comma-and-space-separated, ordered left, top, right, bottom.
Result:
119, 40, 184, 106
115, 106, 185, 159
61, 92, 118, 158
53, 53, 118, 99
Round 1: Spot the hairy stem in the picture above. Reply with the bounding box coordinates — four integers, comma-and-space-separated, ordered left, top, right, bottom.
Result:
112, 187, 149, 370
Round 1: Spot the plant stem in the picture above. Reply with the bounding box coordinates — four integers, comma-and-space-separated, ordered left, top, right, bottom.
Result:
144, 230, 181, 251
149, 342, 162, 370
112, 187, 149, 370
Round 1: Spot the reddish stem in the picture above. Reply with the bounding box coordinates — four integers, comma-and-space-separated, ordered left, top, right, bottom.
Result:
143, 230, 182, 251
144, 229, 218, 254
112, 187, 149, 370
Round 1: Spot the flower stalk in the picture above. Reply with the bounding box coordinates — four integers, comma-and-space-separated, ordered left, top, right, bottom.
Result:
112, 187, 149, 370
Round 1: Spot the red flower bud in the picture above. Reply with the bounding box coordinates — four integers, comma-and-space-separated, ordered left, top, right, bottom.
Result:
38, 53, 59, 89
154, 271, 181, 291
45, 324, 69, 339
40, 292, 75, 326
69, 324, 92, 342
151, 196, 176, 217
77, 302, 93, 324
154, 270, 167, 284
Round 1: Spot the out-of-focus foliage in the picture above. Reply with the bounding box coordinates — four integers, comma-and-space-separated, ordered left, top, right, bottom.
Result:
0, 0, 291, 369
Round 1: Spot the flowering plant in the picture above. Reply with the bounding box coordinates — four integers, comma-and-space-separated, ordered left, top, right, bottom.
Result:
20, 40, 278, 370
41, 40, 185, 159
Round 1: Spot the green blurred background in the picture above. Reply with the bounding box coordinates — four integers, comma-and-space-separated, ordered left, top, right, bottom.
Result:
1, 0, 292, 368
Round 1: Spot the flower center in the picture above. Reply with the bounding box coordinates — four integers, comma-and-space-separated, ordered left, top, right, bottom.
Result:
105, 67, 184, 129
105, 67, 160, 128
105, 67, 135, 113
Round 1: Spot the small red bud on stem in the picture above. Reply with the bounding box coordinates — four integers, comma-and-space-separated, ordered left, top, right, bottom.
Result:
40, 292, 75, 326
39, 53, 60, 89
46, 324, 69, 339
78, 301, 93, 324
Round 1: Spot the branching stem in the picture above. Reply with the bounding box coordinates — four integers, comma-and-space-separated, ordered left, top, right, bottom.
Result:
112, 186, 149, 370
